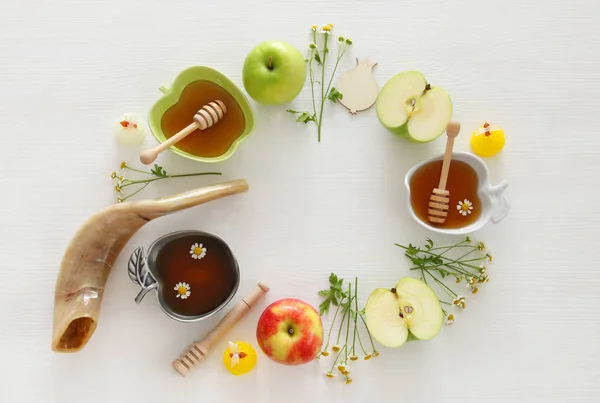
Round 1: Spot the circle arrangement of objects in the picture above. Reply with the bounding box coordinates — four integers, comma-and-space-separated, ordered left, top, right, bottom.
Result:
223, 341, 257, 376
470, 122, 505, 157
114, 113, 147, 146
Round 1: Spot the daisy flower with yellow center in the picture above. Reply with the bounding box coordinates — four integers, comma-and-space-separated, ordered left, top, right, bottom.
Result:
190, 243, 207, 260
457, 199, 473, 216
321, 24, 332, 33
174, 282, 191, 299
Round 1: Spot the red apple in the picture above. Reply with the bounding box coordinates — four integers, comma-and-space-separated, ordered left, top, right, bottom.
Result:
256, 298, 323, 365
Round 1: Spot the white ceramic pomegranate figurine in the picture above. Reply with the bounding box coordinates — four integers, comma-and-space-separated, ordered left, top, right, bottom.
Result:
335, 58, 379, 114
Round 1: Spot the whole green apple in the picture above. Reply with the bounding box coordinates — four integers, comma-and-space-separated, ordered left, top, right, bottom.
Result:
242, 41, 306, 105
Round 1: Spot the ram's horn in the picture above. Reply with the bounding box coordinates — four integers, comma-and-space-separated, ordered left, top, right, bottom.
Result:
52, 179, 249, 353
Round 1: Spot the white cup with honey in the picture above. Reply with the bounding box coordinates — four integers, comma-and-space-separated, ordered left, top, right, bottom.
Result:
405, 152, 509, 235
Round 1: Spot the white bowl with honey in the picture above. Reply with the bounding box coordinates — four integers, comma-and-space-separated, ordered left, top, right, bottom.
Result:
405, 152, 509, 235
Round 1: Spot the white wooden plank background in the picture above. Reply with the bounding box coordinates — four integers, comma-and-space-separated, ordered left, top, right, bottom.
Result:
1, 0, 599, 402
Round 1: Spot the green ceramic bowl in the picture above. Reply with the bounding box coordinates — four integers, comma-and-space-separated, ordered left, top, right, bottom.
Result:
148, 66, 255, 163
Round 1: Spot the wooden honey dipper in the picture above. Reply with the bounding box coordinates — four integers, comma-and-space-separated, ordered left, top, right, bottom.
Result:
172, 282, 269, 377
140, 100, 227, 165
428, 121, 461, 224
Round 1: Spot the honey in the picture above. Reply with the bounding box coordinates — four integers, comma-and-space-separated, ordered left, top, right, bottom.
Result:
410, 160, 481, 229
161, 80, 246, 158
153, 233, 238, 317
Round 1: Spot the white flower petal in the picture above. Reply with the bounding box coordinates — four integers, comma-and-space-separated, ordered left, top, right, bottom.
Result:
468, 205, 473, 210
192, 254, 198, 259
176, 294, 180, 298
464, 199, 468, 204
229, 341, 238, 353
186, 291, 191, 296
230, 354, 239, 368
457, 204, 461, 210
467, 210, 472, 214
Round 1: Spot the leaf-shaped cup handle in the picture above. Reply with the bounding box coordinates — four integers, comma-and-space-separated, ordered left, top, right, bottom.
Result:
127, 246, 158, 304
489, 181, 510, 224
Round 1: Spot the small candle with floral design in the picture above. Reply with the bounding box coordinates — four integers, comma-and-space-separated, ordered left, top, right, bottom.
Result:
223, 341, 257, 376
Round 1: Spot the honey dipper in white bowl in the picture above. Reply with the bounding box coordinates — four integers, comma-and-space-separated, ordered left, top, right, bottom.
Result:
428, 121, 461, 224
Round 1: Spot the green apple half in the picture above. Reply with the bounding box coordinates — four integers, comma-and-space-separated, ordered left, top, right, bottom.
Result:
376, 71, 452, 142
365, 277, 443, 348
242, 40, 306, 105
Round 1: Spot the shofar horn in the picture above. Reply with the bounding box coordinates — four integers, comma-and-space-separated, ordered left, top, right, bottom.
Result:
52, 179, 249, 353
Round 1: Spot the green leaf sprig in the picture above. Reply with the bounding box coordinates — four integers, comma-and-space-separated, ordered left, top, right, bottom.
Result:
317, 273, 378, 385
396, 237, 493, 325
111, 162, 221, 203
287, 23, 352, 142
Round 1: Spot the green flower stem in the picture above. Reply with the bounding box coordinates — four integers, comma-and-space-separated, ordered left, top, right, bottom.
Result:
317, 33, 330, 142
310, 31, 318, 122
324, 46, 347, 105
425, 270, 457, 298
408, 261, 477, 278
335, 304, 350, 345
351, 278, 358, 356
344, 283, 352, 360
359, 314, 376, 352
329, 348, 344, 373
120, 172, 221, 188
395, 244, 484, 270
323, 301, 342, 351
122, 165, 152, 175
119, 182, 150, 202
431, 240, 471, 254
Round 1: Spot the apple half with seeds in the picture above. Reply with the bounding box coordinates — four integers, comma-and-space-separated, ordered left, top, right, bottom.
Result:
365, 277, 443, 348
376, 71, 452, 142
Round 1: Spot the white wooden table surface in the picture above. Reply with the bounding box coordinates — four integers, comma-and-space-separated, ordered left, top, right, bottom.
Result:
1, 0, 599, 402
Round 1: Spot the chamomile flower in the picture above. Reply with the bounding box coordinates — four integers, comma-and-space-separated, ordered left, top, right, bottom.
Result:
446, 314, 455, 325
325, 371, 335, 379
174, 282, 191, 299
457, 199, 473, 216
190, 243, 207, 260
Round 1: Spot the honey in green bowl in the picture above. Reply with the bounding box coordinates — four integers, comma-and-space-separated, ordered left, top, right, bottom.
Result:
148, 66, 255, 163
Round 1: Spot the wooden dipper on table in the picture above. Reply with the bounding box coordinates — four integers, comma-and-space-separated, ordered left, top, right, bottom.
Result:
172, 282, 269, 377
428, 121, 461, 224
140, 100, 227, 165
